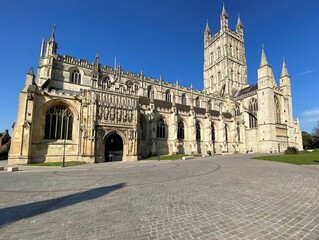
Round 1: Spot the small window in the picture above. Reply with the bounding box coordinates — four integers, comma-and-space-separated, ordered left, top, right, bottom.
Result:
181, 94, 187, 105
196, 122, 201, 141
208, 100, 212, 110
217, 47, 221, 58
234, 106, 240, 116
177, 121, 184, 140
147, 86, 154, 100
211, 124, 215, 142
195, 97, 200, 108
71, 69, 81, 84
165, 91, 171, 102
102, 76, 111, 89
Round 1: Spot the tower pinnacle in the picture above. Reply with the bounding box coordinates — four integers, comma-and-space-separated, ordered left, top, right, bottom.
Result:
205, 20, 210, 33
280, 58, 290, 77
237, 14, 243, 27
50, 24, 56, 41
220, 3, 228, 30
260, 45, 269, 67
95, 50, 99, 64
45, 24, 58, 56
222, 2, 227, 15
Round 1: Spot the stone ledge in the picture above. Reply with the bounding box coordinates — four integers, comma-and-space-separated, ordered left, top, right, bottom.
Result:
7, 167, 19, 172
182, 156, 194, 160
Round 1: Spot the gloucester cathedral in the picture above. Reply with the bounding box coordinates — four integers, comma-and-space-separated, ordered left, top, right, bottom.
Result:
8, 5, 303, 164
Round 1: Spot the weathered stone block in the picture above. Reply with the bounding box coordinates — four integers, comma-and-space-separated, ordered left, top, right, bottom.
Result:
7, 167, 18, 172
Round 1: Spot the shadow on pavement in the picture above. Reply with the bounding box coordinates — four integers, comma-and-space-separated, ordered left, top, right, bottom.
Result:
0, 183, 126, 228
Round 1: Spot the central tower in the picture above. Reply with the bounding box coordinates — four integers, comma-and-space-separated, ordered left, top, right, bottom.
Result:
203, 4, 248, 96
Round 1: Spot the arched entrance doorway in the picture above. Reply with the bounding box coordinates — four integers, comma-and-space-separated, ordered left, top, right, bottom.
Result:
105, 133, 123, 162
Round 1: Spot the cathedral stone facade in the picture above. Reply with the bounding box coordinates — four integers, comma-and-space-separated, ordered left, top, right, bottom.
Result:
8, 6, 303, 164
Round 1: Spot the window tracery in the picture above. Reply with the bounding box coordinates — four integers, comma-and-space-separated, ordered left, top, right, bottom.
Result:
45, 104, 73, 140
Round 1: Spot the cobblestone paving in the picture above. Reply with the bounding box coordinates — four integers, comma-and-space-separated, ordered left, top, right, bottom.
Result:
1, 154, 319, 239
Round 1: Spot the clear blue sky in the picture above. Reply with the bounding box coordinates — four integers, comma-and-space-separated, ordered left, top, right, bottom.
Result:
1, 0, 319, 133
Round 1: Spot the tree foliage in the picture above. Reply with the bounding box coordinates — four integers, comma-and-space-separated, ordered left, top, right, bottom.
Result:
284, 146, 299, 154
302, 122, 319, 149
313, 122, 319, 148
302, 131, 313, 149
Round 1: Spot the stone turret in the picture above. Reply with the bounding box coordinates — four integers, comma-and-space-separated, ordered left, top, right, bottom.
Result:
280, 59, 294, 126
257, 46, 277, 89
279, 59, 291, 96
24, 67, 35, 88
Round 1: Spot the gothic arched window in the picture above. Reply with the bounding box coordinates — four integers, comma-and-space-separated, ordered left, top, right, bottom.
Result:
147, 86, 154, 100
248, 98, 258, 128
165, 90, 171, 102
70, 69, 81, 84
234, 105, 240, 116
208, 100, 212, 110
195, 97, 200, 108
102, 76, 110, 90
196, 122, 201, 141
275, 96, 281, 123
249, 114, 257, 128
181, 94, 186, 105
211, 124, 215, 142
249, 98, 258, 112
157, 118, 166, 138
217, 47, 221, 58
45, 104, 73, 140
177, 121, 184, 140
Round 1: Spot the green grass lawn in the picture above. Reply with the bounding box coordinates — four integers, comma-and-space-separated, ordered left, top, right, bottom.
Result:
143, 154, 202, 161
252, 151, 319, 165
21, 161, 87, 167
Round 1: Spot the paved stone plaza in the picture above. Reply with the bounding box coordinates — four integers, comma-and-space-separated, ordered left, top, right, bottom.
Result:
1, 154, 319, 240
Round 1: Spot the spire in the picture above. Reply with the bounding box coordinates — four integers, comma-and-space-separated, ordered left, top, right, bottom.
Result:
222, 2, 227, 16
40, 38, 46, 57
46, 24, 58, 56
49, 24, 56, 41
280, 58, 290, 77
95, 50, 99, 64
237, 14, 243, 27
205, 20, 210, 33
220, 3, 228, 30
260, 45, 269, 67
28, 67, 34, 75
